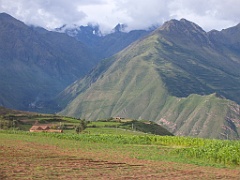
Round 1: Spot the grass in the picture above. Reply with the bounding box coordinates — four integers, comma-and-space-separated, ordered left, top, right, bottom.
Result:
1, 130, 240, 167
84, 127, 147, 135
1, 106, 240, 168
1, 130, 240, 179
88, 121, 122, 127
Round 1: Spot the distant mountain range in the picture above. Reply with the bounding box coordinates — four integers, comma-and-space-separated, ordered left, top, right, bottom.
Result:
1, 13, 240, 139
57, 19, 240, 139
56, 23, 152, 60
0, 13, 150, 111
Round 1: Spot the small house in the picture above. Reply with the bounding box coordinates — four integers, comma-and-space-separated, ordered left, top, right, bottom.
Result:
29, 124, 63, 133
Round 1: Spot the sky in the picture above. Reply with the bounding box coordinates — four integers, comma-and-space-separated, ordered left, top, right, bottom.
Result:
1, 0, 240, 34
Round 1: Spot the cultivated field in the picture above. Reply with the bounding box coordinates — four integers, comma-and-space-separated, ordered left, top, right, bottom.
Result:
0, 131, 240, 179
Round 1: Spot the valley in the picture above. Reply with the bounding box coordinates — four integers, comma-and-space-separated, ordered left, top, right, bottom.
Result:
1, 2, 240, 179
0, 13, 239, 140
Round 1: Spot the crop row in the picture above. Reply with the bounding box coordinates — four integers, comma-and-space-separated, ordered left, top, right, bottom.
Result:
174, 142, 240, 165
1, 130, 240, 165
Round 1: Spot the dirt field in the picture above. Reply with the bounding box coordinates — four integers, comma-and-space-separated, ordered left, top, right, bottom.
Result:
0, 138, 240, 179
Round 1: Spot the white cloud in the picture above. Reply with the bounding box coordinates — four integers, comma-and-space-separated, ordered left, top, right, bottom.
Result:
168, 0, 240, 31
112, 0, 171, 31
1, 0, 240, 33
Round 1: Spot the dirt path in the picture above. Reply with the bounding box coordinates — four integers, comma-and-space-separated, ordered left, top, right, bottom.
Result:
0, 139, 240, 179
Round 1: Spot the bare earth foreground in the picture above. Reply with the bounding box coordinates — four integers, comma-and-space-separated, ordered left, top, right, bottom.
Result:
0, 137, 240, 179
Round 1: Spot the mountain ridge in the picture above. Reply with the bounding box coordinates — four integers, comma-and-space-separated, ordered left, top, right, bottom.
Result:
57, 19, 240, 139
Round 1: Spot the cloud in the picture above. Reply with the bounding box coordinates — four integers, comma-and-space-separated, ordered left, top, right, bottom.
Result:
1, 0, 240, 33
112, 0, 171, 31
168, 0, 240, 31
0, 0, 90, 28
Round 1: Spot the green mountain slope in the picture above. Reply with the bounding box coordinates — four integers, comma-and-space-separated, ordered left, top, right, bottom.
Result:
58, 19, 240, 139
155, 19, 240, 103
0, 13, 96, 111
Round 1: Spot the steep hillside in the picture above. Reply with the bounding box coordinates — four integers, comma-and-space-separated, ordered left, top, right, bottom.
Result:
0, 13, 96, 110
58, 19, 240, 139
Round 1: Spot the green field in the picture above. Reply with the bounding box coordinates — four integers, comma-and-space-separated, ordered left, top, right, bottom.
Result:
1, 130, 240, 179
1, 106, 240, 179
1, 130, 240, 167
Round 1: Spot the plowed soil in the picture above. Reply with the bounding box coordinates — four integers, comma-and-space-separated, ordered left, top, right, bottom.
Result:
0, 139, 240, 179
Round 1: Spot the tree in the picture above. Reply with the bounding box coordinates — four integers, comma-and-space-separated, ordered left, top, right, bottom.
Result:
75, 120, 87, 134
12, 120, 17, 129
